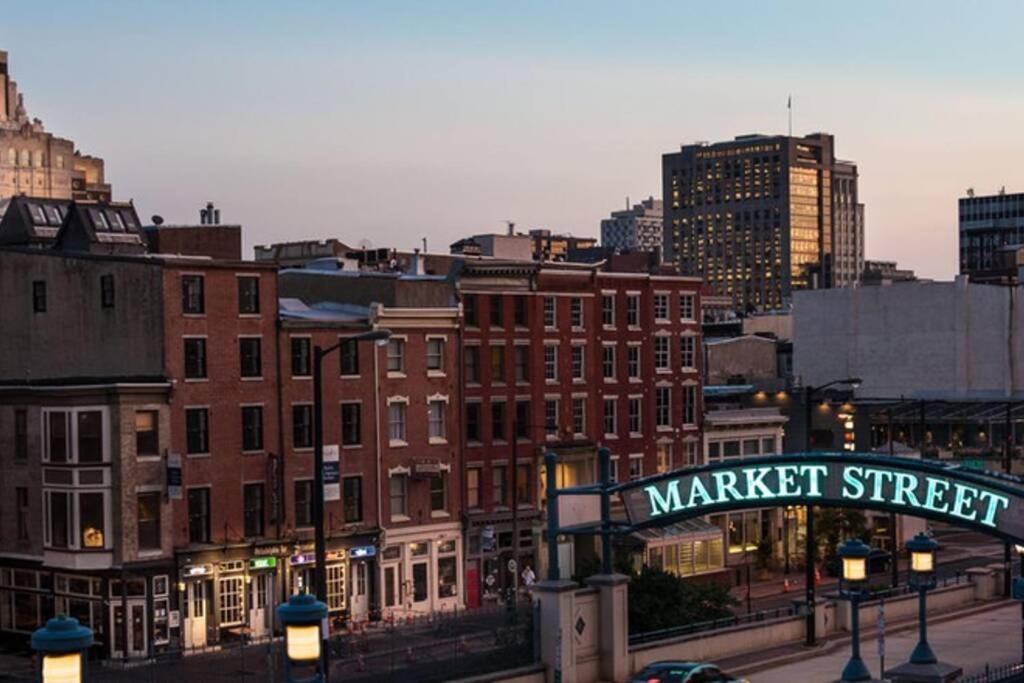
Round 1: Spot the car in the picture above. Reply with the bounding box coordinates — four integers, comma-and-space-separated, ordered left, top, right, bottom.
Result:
826, 547, 892, 577
630, 661, 749, 683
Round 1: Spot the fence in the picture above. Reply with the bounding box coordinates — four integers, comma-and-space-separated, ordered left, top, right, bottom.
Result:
962, 662, 1024, 683
628, 605, 798, 646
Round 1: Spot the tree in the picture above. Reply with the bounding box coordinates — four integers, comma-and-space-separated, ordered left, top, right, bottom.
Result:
628, 567, 737, 634
815, 508, 869, 575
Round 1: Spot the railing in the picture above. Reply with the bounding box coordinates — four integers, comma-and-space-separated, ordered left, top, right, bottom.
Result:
629, 605, 798, 646
961, 662, 1024, 683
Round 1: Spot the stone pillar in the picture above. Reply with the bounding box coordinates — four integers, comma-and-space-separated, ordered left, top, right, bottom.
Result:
967, 567, 995, 601
534, 579, 579, 683
586, 573, 630, 683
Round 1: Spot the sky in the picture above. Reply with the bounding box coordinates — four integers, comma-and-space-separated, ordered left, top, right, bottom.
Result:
4, 1, 1024, 279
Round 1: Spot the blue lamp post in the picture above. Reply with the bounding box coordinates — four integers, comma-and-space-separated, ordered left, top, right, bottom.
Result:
838, 538, 874, 683
31, 615, 93, 683
906, 533, 939, 665
277, 592, 328, 683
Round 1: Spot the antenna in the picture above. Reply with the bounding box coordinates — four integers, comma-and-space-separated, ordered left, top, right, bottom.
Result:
787, 94, 792, 137
422, 237, 427, 252
505, 220, 515, 236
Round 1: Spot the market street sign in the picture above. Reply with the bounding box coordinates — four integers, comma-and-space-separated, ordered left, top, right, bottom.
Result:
620, 454, 1024, 540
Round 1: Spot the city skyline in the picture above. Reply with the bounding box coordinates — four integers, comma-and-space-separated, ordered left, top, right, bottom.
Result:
4, 1, 1024, 279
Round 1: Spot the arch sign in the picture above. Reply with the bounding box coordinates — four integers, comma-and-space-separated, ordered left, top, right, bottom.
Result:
620, 453, 1024, 541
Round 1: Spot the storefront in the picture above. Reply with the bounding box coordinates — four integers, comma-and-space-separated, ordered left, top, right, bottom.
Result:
628, 519, 730, 584
464, 515, 537, 608
379, 522, 463, 617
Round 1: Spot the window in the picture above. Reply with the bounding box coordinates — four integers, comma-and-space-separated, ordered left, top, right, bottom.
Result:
181, 275, 204, 314
16, 487, 29, 541
339, 339, 359, 376
73, 411, 103, 464
627, 345, 641, 379
680, 336, 696, 369
609, 457, 620, 484
187, 488, 210, 544
184, 338, 207, 379
571, 346, 585, 380
467, 468, 482, 508
466, 403, 482, 442
602, 345, 616, 379
426, 338, 444, 372
431, 475, 447, 512
291, 337, 311, 377
14, 408, 27, 462
683, 385, 697, 425
544, 344, 557, 381
48, 490, 70, 548
135, 410, 159, 456
490, 294, 503, 327
46, 411, 69, 463
386, 339, 405, 373
543, 297, 556, 327
628, 397, 642, 434
514, 346, 529, 382
389, 402, 407, 443
294, 480, 313, 527
654, 337, 670, 371
601, 294, 615, 326
242, 406, 264, 452
137, 492, 161, 550
626, 294, 640, 326
516, 464, 531, 503
243, 483, 264, 537
570, 298, 583, 328
237, 276, 260, 314
654, 293, 669, 321
438, 549, 458, 598
680, 293, 695, 321
515, 401, 530, 439
292, 405, 313, 448
218, 577, 245, 627
464, 295, 478, 326
762, 437, 776, 456
514, 296, 528, 326
343, 477, 363, 522
492, 466, 507, 507
490, 345, 506, 383
656, 386, 671, 428
572, 398, 585, 435
341, 403, 361, 446
239, 337, 262, 378
185, 408, 209, 454
629, 455, 643, 481
32, 281, 46, 313
390, 475, 408, 517
428, 400, 446, 441
464, 346, 480, 383
100, 274, 114, 308
491, 401, 506, 441
603, 398, 617, 435
544, 399, 559, 437
77, 492, 104, 548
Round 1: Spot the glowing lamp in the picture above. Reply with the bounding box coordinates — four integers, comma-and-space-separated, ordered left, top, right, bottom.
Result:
286, 624, 321, 662
907, 532, 939, 574
838, 538, 871, 584
31, 615, 93, 683
277, 591, 328, 678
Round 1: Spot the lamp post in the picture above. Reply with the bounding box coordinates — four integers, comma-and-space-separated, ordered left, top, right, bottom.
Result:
803, 376, 862, 646
906, 533, 939, 665
837, 538, 874, 683
31, 614, 93, 683
278, 592, 329, 683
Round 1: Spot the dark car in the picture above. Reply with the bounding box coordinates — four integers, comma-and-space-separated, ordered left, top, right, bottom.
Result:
826, 547, 892, 577
631, 661, 749, 683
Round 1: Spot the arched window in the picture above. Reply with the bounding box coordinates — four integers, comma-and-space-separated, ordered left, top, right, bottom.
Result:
19, 149, 29, 167
7, 148, 16, 166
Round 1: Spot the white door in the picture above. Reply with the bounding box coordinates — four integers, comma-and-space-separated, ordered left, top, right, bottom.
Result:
249, 574, 271, 638
350, 562, 368, 621
381, 564, 401, 617
111, 600, 148, 659
183, 581, 208, 649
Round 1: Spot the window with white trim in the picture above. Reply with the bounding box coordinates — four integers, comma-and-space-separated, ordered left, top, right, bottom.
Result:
603, 398, 617, 436
656, 386, 671, 428
654, 293, 669, 321
680, 293, 695, 321
544, 344, 557, 381
601, 294, 615, 327
571, 346, 585, 380
628, 397, 642, 434
544, 399, 559, 438
390, 474, 408, 517
386, 339, 405, 373
626, 294, 640, 326
426, 338, 445, 372
327, 563, 346, 610
602, 345, 615, 380
629, 454, 643, 481
570, 298, 583, 328
654, 337, 670, 371
389, 402, 407, 443
218, 576, 244, 626
683, 385, 697, 425
657, 443, 673, 473
428, 400, 447, 441
627, 345, 641, 379
543, 297, 556, 327
572, 398, 585, 435
43, 408, 108, 464
680, 335, 696, 369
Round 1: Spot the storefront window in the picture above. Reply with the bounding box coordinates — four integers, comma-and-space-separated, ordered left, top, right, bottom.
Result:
218, 576, 244, 626
409, 542, 428, 557
438, 556, 457, 598
326, 564, 346, 611
412, 563, 428, 602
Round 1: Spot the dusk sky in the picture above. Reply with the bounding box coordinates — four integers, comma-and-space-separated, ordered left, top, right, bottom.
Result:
4, 1, 1024, 278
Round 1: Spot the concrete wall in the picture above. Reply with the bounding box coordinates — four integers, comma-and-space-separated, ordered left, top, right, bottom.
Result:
0, 250, 165, 381
705, 336, 778, 385
279, 270, 455, 309
793, 278, 1024, 398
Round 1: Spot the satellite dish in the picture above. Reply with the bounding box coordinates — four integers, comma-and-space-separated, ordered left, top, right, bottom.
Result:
151, 215, 164, 226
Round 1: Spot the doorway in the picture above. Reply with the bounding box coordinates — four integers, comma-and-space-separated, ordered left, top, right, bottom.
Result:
182, 581, 209, 650
350, 562, 369, 621
248, 573, 272, 638
111, 600, 147, 659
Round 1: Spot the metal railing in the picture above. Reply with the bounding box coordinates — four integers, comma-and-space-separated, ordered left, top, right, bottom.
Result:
629, 605, 798, 646
962, 662, 1024, 683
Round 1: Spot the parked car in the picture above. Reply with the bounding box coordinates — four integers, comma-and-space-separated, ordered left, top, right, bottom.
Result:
631, 661, 749, 683
826, 548, 892, 578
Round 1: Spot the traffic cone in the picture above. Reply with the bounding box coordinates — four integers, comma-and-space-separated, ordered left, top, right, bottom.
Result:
814, 567, 821, 586
783, 578, 791, 593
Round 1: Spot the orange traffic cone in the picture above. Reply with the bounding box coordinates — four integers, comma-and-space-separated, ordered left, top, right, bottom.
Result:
814, 567, 821, 586
783, 578, 791, 593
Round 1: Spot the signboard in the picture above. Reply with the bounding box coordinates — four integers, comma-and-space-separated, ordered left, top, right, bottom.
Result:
622, 454, 1017, 537
413, 459, 447, 476
250, 556, 277, 570
481, 525, 496, 553
168, 610, 180, 629
350, 546, 376, 559
324, 445, 340, 502
291, 553, 316, 566
507, 559, 518, 573
166, 452, 183, 500
184, 565, 210, 577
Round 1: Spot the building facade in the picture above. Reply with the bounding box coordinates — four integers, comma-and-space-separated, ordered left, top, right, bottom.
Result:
959, 190, 1024, 277
600, 197, 664, 257
663, 133, 864, 311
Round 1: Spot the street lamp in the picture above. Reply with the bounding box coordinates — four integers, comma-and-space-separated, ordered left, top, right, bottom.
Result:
803, 376, 861, 647
837, 538, 874, 683
906, 533, 939, 665
277, 592, 329, 683
31, 614, 93, 683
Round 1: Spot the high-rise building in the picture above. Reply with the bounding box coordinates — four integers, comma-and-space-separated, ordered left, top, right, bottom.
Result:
600, 196, 664, 257
662, 133, 863, 311
958, 189, 1024, 277
0, 49, 112, 201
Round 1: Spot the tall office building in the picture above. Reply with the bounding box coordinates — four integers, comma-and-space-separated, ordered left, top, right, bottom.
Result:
959, 189, 1024, 276
600, 196, 664, 257
662, 133, 863, 311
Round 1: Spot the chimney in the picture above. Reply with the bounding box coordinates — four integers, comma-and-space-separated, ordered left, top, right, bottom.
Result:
0, 50, 7, 121
411, 248, 422, 275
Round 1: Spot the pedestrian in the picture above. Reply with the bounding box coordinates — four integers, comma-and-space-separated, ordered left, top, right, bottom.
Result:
521, 564, 536, 590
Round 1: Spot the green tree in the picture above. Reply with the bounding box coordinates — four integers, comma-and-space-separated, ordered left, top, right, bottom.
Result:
628, 567, 737, 634
815, 508, 869, 575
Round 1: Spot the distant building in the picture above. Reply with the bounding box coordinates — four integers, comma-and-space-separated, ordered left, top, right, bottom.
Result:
450, 232, 533, 260
528, 229, 597, 261
959, 189, 1024, 276
144, 202, 242, 260
600, 196, 663, 258
860, 259, 916, 285
0, 50, 112, 201
663, 133, 864, 311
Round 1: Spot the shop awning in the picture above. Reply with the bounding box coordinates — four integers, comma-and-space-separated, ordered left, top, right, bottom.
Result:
630, 518, 722, 547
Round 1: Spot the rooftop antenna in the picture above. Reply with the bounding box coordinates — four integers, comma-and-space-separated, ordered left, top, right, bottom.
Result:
505, 220, 515, 236
422, 237, 427, 252
626, 195, 630, 210
787, 94, 792, 137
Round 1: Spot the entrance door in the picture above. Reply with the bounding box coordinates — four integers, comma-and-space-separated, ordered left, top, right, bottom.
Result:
382, 564, 400, 616
249, 574, 271, 638
111, 600, 148, 659
350, 562, 369, 621
411, 561, 429, 608
183, 581, 208, 650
